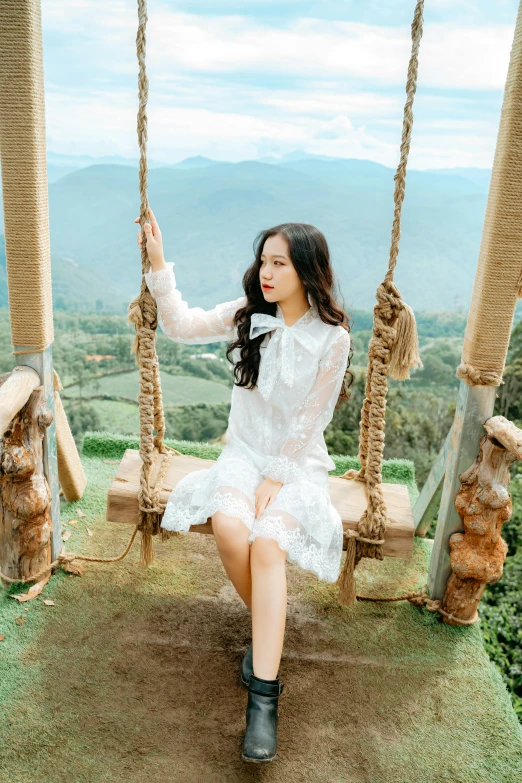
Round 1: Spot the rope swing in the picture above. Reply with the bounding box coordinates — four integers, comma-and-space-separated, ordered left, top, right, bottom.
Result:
336, 0, 424, 605
2, 0, 469, 626
126, 0, 425, 588
127, 0, 183, 566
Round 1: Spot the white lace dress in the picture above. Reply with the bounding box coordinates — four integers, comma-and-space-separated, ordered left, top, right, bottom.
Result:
144, 262, 351, 583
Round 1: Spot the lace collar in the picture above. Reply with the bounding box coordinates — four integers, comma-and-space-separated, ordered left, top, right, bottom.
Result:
249, 302, 322, 401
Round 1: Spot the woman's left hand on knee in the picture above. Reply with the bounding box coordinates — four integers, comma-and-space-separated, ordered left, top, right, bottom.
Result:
254, 478, 283, 518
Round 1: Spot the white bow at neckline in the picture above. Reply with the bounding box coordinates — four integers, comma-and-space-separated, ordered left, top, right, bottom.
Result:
249, 306, 321, 402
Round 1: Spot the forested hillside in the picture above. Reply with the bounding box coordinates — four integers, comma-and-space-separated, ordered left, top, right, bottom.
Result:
1, 151, 521, 718
1, 303, 521, 718
3, 156, 517, 315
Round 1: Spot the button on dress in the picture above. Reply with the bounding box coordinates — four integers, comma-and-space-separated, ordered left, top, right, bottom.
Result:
144, 262, 351, 583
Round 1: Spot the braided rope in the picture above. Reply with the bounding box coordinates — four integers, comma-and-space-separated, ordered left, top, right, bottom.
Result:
2, 0, 471, 631
126, 0, 175, 565
339, 0, 425, 569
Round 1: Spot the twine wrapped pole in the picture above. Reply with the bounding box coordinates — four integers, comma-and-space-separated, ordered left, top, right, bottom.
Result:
427, 0, 522, 600
0, 0, 86, 565
336, 0, 425, 605
455, 0, 522, 388
0, 1, 53, 352
127, 0, 179, 566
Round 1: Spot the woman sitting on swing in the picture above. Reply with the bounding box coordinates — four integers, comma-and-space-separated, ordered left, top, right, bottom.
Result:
136, 207, 353, 764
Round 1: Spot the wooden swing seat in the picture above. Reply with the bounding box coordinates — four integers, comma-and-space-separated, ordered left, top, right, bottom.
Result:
106, 449, 414, 558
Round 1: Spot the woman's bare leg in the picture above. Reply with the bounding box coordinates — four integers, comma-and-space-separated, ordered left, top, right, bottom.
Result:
250, 536, 287, 680
211, 511, 252, 610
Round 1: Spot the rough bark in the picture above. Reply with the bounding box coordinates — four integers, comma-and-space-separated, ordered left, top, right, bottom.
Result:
441, 415, 521, 625
0, 384, 53, 585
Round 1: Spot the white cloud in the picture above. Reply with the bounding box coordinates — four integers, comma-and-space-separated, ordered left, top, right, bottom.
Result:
46, 84, 498, 170
44, 84, 396, 163
41, 1, 513, 168
45, 88, 138, 158
258, 90, 400, 117
142, 16, 514, 92
42, 3, 514, 90
409, 132, 499, 169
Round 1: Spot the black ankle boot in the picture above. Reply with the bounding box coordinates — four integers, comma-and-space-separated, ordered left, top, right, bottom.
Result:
241, 674, 284, 763
240, 643, 253, 688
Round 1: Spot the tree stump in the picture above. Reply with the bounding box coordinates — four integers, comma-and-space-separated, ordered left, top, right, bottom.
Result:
441, 415, 522, 625
0, 384, 54, 586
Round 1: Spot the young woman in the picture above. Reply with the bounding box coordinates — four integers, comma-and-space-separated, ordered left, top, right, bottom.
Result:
135, 208, 353, 763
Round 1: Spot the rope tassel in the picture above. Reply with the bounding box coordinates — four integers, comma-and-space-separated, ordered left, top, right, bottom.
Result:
336, 535, 357, 605
388, 301, 423, 381
139, 519, 155, 567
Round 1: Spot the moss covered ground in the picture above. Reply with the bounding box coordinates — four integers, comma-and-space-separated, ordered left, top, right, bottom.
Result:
0, 435, 521, 782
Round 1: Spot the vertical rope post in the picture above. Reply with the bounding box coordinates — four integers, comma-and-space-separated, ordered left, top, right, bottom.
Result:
0, 0, 53, 351
456, 0, 522, 387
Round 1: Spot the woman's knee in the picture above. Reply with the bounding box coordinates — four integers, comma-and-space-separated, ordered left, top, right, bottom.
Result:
211, 511, 248, 548
251, 535, 287, 568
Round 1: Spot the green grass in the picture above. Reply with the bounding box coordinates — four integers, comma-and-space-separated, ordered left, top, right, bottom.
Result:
0, 437, 520, 782
64, 370, 232, 405
81, 399, 140, 435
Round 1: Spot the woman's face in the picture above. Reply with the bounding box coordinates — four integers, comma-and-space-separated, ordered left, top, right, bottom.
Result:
259, 233, 305, 304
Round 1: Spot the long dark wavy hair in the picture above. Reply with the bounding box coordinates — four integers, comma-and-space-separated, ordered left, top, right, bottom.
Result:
225, 223, 354, 409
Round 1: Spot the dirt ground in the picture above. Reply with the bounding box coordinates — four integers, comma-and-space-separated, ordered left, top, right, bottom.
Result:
1, 458, 521, 783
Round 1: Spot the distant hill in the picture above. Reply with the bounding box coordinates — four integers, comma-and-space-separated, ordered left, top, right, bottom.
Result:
422, 167, 492, 191
0, 234, 128, 314
0, 154, 498, 313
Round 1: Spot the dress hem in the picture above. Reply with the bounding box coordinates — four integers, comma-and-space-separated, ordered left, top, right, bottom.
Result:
161, 490, 342, 584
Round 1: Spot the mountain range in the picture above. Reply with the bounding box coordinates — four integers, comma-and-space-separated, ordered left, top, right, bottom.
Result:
0, 151, 499, 315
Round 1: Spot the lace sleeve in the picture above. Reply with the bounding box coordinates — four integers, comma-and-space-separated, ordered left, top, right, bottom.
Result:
144, 262, 247, 344
261, 328, 351, 485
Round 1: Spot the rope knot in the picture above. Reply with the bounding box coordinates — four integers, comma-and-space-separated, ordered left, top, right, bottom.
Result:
128, 296, 144, 328
375, 279, 403, 318
456, 362, 504, 388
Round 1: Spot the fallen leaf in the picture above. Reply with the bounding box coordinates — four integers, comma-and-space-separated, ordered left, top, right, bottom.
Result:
42, 599, 55, 606
61, 520, 68, 526
86, 528, 94, 537
77, 509, 86, 518
0, 635, 4, 641
10, 575, 50, 603
62, 530, 72, 541
14, 616, 26, 626
68, 519, 79, 525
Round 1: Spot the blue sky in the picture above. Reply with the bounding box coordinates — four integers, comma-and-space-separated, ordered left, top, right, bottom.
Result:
41, 0, 520, 169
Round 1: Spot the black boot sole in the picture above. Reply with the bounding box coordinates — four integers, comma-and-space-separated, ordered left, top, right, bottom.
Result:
241, 751, 278, 763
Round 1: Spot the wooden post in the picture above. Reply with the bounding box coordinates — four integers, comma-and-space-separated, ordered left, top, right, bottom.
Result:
0, 373, 53, 585
0, 367, 41, 437
427, 384, 497, 598
0, 2, 62, 560
427, 2, 522, 599
414, 424, 453, 537
439, 416, 521, 625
